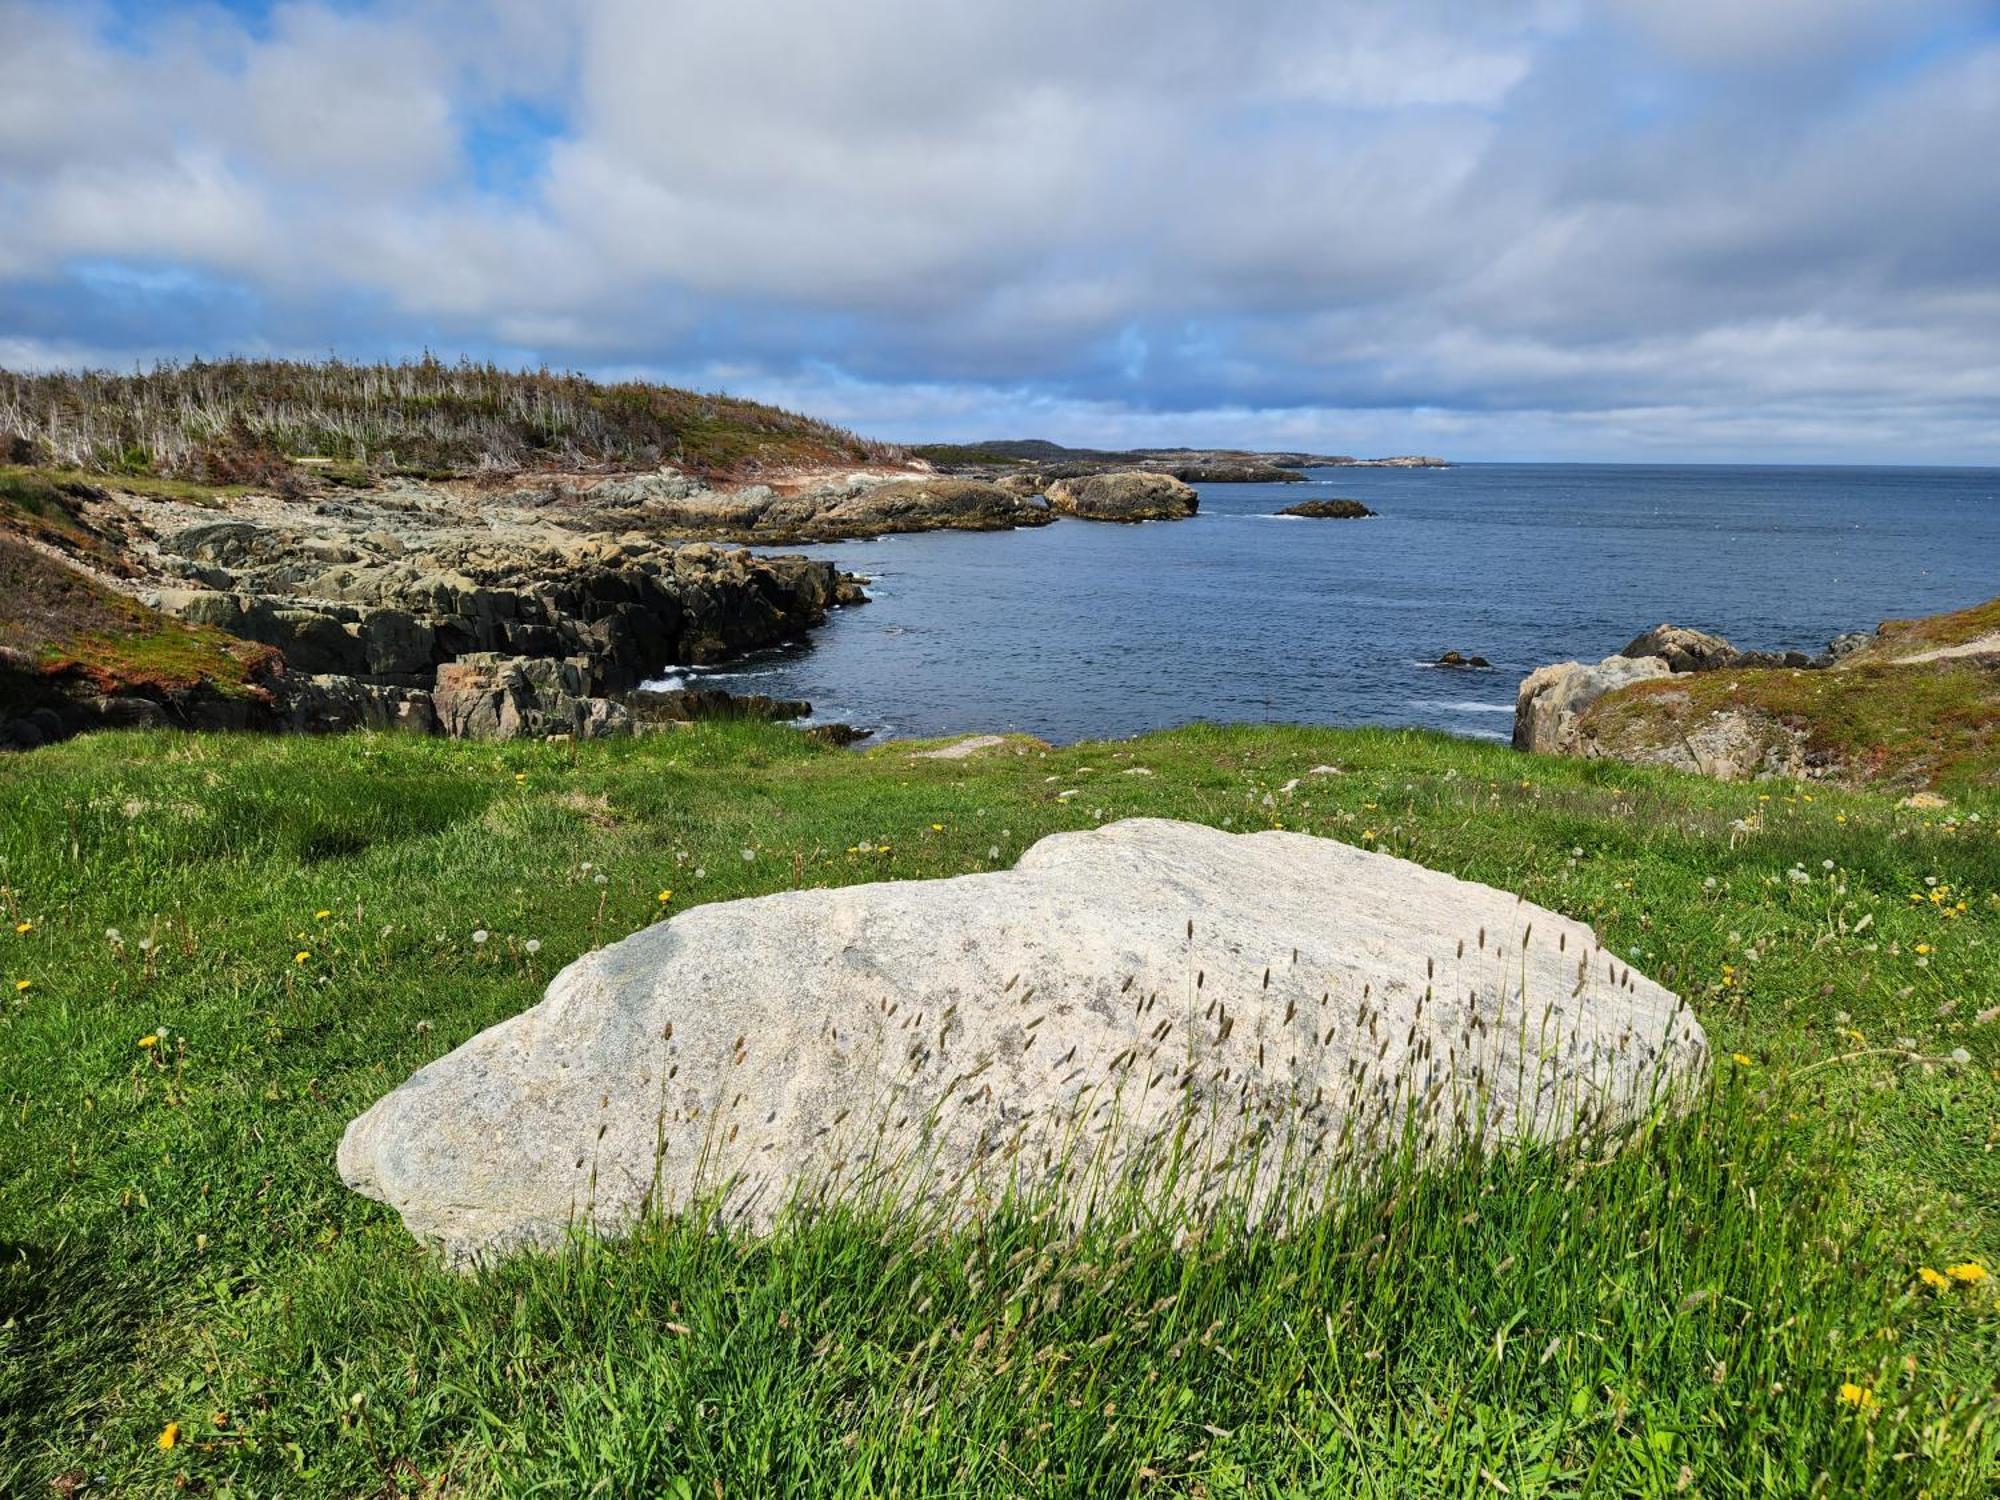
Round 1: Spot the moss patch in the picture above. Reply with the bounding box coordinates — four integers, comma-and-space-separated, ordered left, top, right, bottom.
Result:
0, 534, 273, 697
1586, 654, 2000, 792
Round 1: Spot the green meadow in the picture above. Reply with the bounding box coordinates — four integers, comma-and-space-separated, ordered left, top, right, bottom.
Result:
2, 723, 1995, 1496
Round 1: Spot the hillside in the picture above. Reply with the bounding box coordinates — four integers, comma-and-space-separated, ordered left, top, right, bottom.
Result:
0, 357, 900, 484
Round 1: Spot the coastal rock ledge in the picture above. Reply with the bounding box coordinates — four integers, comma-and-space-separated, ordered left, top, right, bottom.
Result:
339, 818, 1706, 1264
1045, 471, 1199, 522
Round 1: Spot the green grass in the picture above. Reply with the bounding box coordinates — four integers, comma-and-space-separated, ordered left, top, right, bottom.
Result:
1, 723, 1996, 1495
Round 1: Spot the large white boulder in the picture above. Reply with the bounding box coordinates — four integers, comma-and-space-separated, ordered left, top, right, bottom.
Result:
339, 819, 1706, 1263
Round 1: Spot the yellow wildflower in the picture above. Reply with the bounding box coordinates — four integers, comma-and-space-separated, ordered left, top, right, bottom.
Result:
1838, 1383, 1873, 1408
1945, 1262, 1988, 1284
930, 823, 944, 831
514, 772, 527, 783
1731, 1052, 1754, 1067
315, 910, 332, 921
657, 889, 673, 904
1918, 1267, 1950, 1290
12, 978, 28, 993
138, 1034, 159, 1049
1915, 943, 1932, 955
13, 921, 29, 934
158, 1421, 180, 1450
294, 951, 310, 964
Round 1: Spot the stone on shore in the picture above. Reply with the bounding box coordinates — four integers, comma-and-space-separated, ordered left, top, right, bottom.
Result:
338, 818, 1706, 1263
1513, 654, 1673, 754
1620, 624, 1738, 674
432, 654, 630, 741
1045, 472, 1199, 522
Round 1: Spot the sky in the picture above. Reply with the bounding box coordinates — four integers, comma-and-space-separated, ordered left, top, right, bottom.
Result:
2, 0, 1999, 463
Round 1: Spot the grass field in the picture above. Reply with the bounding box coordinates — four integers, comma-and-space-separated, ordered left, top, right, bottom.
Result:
2, 723, 1995, 1495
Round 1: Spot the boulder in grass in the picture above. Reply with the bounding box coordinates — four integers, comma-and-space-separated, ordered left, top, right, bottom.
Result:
339, 818, 1707, 1264
1513, 654, 1672, 754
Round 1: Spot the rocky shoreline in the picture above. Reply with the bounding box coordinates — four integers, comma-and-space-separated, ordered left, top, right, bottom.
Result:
0, 455, 1266, 749
1, 470, 868, 748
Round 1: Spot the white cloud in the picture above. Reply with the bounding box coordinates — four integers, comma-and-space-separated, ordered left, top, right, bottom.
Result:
0, 0, 1995, 460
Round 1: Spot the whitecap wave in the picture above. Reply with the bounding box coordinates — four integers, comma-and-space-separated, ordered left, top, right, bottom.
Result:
1407, 699, 1515, 715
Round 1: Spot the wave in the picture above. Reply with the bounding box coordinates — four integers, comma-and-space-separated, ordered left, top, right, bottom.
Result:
1407, 699, 1515, 715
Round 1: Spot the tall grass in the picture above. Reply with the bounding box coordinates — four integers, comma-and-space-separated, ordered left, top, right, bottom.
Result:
0, 355, 900, 481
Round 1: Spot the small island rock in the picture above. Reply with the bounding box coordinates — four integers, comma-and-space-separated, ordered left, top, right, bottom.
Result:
1278, 498, 1377, 519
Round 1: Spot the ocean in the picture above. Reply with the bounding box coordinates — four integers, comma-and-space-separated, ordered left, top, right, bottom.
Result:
652, 463, 2000, 744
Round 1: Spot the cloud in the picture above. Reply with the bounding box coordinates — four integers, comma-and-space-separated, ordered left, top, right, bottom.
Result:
0, 0, 1996, 461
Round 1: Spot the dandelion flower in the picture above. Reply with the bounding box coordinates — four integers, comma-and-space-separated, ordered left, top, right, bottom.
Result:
13, 921, 29, 934
741, 849, 755, 862
294, 951, 310, 964
138, 1034, 159, 1048
158, 1421, 180, 1450
315, 910, 331, 921
471, 930, 489, 945
657, 889, 673, 904
13, 979, 29, 993
524, 938, 542, 955
1731, 1052, 1755, 1067
930, 823, 944, 832
1915, 943, 1932, 955
1838, 1383, 1874, 1408
514, 772, 527, 783
1918, 1267, 1950, 1290
1945, 1262, 1988, 1284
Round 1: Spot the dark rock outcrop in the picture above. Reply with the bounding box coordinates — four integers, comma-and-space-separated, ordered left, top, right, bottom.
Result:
432, 655, 630, 741
1434, 651, 1492, 669
631, 687, 810, 724
1279, 499, 1376, 520
1619, 624, 1738, 674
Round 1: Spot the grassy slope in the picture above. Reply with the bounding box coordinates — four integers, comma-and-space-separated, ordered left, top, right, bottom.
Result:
0, 724, 1995, 1496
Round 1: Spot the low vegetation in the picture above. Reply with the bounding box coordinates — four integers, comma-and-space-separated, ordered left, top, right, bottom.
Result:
0, 357, 900, 484
2, 723, 1995, 1495
0, 534, 273, 698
